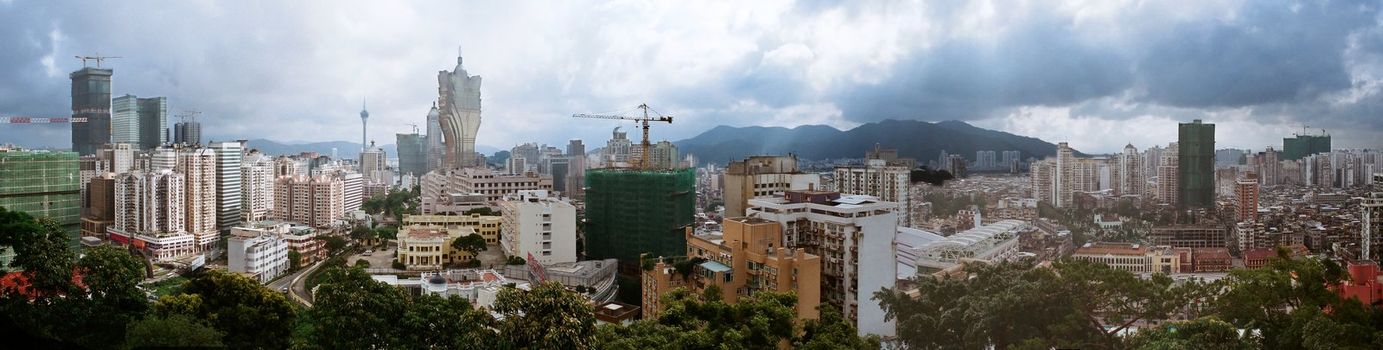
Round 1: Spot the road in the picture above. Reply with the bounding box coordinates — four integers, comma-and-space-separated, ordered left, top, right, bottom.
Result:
269, 260, 325, 306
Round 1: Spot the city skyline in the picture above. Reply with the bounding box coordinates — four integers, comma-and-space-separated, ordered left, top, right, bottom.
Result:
2, 1, 1382, 155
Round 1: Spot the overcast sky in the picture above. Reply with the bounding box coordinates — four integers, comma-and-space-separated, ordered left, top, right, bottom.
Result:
1, 0, 1380, 154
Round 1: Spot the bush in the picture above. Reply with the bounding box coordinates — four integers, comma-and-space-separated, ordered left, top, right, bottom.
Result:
506, 256, 527, 265
354, 259, 370, 268
392, 260, 406, 270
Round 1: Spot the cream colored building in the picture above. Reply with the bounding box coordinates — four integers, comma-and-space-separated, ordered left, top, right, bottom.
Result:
1071, 242, 1183, 274
421, 167, 553, 204
241, 154, 276, 223
832, 160, 910, 227
396, 226, 480, 270
178, 148, 220, 251
723, 155, 820, 218
273, 175, 344, 228
498, 190, 576, 265
402, 213, 501, 244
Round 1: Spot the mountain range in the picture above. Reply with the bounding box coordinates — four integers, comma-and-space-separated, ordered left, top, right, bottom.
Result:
673, 119, 1060, 165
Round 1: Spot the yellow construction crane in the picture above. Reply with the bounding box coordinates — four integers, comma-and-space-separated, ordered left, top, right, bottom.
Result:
573, 103, 673, 169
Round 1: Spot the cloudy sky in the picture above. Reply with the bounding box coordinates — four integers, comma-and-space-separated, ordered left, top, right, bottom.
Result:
1, 0, 1380, 154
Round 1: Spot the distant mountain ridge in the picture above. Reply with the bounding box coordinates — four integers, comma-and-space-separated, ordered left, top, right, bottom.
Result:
673, 119, 1060, 165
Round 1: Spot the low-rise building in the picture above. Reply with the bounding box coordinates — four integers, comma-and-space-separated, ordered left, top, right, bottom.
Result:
228, 226, 290, 284
396, 227, 479, 270
371, 269, 519, 309
1149, 226, 1228, 249
1190, 247, 1232, 272
403, 214, 502, 244
910, 220, 1030, 275
1071, 242, 1183, 274
498, 190, 577, 265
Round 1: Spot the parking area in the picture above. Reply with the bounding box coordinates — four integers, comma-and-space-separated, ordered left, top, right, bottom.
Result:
350, 244, 398, 269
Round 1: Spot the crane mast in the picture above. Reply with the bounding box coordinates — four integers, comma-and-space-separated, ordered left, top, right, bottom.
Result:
572, 103, 673, 169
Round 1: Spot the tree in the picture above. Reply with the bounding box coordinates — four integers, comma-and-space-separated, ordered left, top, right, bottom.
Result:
288, 250, 303, 270
309, 267, 410, 348
493, 281, 596, 349
451, 234, 487, 257
126, 314, 225, 348
595, 287, 801, 349
158, 269, 296, 349
71, 245, 151, 346
374, 225, 399, 241
397, 293, 496, 349
1126, 317, 1257, 350
463, 207, 499, 216
798, 306, 882, 350
321, 236, 348, 255
349, 224, 376, 242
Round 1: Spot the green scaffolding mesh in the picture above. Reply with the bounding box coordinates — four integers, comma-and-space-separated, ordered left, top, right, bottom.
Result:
583, 167, 695, 265
0, 151, 81, 226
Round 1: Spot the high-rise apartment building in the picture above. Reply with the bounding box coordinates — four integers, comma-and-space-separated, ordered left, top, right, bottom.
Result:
834, 160, 911, 227
208, 141, 244, 230
178, 149, 219, 250
1119, 144, 1144, 196
437, 54, 482, 169
70, 67, 114, 156
1158, 143, 1179, 205
273, 175, 344, 228
81, 173, 116, 238
604, 127, 632, 166
0, 149, 81, 226
336, 171, 363, 213
113, 170, 186, 235
723, 155, 821, 218
1178, 120, 1215, 209
241, 154, 275, 223
1235, 175, 1259, 222
360, 144, 387, 184
99, 143, 135, 174
649, 141, 678, 170
584, 168, 695, 269
746, 190, 898, 337
396, 133, 426, 178
498, 190, 577, 265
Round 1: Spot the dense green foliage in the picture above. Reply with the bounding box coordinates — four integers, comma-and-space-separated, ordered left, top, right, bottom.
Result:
362, 187, 420, 223
877, 252, 1383, 349
451, 233, 488, 256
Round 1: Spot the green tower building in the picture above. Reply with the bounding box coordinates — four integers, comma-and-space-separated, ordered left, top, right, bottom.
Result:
0, 149, 81, 225
584, 168, 695, 270
1178, 120, 1215, 209
1282, 134, 1331, 161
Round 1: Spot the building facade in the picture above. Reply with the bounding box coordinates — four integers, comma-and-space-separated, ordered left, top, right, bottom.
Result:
70, 67, 114, 156
832, 160, 911, 228
746, 190, 898, 337
273, 175, 344, 228
1178, 120, 1215, 209
498, 191, 577, 265
0, 149, 81, 226
723, 155, 821, 218
437, 54, 483, 169
584, 168, 696, 269
228, 226, 290, 284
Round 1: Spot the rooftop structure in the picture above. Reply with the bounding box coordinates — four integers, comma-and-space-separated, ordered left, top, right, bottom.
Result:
911, 220, 1030, 274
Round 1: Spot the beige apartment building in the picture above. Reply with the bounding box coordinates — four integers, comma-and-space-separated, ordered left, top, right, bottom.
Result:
642, 217, 821, 322
1071, 242, 1184, 274
273, 175, 344, 228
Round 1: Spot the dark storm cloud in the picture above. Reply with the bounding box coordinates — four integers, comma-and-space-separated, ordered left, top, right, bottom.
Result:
836, 15, 1133, 121
1136, 0, 1374, 108
833, 0, 1383, 133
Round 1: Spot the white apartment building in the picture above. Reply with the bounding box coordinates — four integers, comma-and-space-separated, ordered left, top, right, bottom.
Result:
498, 190, 577, 265
228, 226, 290, 284
747, 190, 898, 337
832, 159, 910, 227
241, 154, 276, 223
113, 170, 186, 235
337, 171, 363, 213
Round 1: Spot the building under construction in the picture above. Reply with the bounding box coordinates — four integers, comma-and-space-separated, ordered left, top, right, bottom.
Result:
0, 149, 81, 226
583, 167, 695, 271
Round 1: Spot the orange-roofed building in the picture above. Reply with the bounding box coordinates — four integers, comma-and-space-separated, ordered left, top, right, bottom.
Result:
1334, 261, 1383, 305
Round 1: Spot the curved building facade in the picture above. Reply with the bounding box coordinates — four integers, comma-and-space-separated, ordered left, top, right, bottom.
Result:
437, 55, 482, 169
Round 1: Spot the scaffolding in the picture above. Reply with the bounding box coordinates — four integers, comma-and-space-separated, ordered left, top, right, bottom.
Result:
583, 168, 695, 270
0, 150, 81, 226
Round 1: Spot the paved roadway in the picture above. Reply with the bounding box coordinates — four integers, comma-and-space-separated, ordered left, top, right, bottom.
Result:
269, 260, 325, 306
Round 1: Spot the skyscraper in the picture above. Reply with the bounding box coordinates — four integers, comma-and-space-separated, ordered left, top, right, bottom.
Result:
70, 67, 114, 156
360, 144, 387, 184
209, 141, 244, 231
111, 95, 168, 150
1119, 144, 1144, 196
437, 53, 482, 169
174, 118, 201, 146
424, 103, 444, 173
1178, 120, 1215, 209
396, 133, 426, 178
1235, 175, 1259, 222
604, 127, 632, 165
